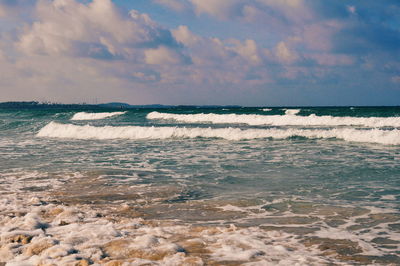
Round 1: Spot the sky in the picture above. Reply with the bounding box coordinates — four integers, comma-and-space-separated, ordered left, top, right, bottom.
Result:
0, 0, 399, 106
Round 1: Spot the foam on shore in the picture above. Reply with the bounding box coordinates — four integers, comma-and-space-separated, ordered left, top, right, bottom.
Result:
1, 191, 399, 265
0, 201, 329, 265
1, 170, 399, 265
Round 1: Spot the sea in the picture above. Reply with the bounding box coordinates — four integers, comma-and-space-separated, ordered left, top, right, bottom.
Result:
0, 106, 399, 265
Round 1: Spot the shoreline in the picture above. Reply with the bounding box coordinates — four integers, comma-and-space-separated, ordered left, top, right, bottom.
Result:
1, 179, 399, 265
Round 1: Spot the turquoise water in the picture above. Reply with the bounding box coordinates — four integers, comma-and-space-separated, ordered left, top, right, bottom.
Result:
1, 106, 400, 264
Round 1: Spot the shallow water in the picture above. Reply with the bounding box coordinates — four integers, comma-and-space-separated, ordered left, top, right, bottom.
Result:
0, 106, 400, 265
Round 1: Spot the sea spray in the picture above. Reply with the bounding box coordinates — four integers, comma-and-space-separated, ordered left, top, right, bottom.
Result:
71, 111, 126, 120
147, 111, 400, 127
37, 122, 400, 145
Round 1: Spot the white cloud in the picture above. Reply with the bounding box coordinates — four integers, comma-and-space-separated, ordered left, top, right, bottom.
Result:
17, 0, 181, 61
275, 41, 298, 64
164, 0, 342, 61
227, 39, 262, 65
0, 0, 274, 104
170, 25, 272, 85
145, 45, 189, 65
132, 71, 159, 82
172, 25, 200, 46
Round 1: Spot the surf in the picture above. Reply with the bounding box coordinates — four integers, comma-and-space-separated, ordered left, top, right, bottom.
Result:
37, 122, 400, 145
147, 112, 400, 128
70, 111, 126, 120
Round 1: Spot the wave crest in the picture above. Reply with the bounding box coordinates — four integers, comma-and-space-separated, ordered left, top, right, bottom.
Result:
284, 109, 300, 115
147, 112, 400, 127
36, 122, 400, 145
71, 111, 126, 120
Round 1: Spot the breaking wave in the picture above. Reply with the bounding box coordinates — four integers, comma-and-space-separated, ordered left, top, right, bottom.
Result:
147, 112, 400, 128
284, 109, 300, 115
70, 111, 126, 120
37, 122, 400, 145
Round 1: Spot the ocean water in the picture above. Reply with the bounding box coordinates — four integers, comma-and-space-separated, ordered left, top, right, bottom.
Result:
0, 106, 400, 265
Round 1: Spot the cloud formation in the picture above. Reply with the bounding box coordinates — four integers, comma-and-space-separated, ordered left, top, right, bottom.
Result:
18, 0, 183, 60
0, 0, 399, 105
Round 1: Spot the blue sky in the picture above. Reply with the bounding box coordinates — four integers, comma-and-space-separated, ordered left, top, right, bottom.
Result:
0, 0, 399, 106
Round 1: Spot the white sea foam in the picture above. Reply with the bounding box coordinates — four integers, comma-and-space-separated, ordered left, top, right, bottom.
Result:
70, 111, 126, 120
0, 198, 332, 265
261, 108, 272, 111
147, 111, 400, 127
284, 109, 300, 115
36, 122, 400, 145
0, 173, 398, 264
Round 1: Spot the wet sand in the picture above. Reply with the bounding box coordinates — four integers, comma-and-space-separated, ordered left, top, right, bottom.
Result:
1, 174, 400, 265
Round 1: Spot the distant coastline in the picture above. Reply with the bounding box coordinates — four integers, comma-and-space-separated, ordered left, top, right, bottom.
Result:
0, 101, 242, 110
0, 101, 171, 110
1, 101, 399, 110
